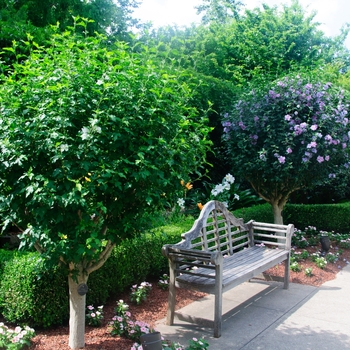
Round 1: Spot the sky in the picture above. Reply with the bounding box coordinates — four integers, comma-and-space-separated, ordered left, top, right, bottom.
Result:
132, 0, 350, 48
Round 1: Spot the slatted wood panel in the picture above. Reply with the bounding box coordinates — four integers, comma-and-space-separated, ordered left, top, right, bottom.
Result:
175, 246, 288, 294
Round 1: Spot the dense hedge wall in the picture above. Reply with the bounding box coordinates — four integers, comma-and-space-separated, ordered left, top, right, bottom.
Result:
3, 202, 348, 328
0, 216, 194, 328
233, 202, 350, 232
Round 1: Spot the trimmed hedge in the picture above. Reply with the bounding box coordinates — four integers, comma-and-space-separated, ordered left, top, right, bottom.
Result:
233, 202, 350, 232
2, 203, 350, 328
0, 252, 68, 327
0, 216, 194, 328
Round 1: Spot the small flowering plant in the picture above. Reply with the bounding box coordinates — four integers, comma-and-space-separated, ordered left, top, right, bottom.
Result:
304, 267, 313, 277
130, 282, 152, 305
158, 274, 169, 290
187, 337, 209, 349
0, 323, 35, 350
132, 336, 209, 350
110, 300, 154, 342
86, 305, 104, 327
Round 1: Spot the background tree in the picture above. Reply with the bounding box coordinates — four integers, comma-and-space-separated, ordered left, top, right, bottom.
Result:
222, 73, 350, 224
139, 0, 349, 184
0, 20, 211, 349
195, 0, 243, 24
0, 0, 140, 68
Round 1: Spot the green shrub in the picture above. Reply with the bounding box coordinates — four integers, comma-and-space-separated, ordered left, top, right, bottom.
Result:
0, 216, 200, 327
233, 203, 274, 223
284, 202, 350, 232
0, 252, 68, 327
232, 201, 350, 233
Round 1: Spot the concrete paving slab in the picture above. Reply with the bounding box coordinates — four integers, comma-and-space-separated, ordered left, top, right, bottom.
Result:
156, 265, 350, 349
155, 281, 317, 348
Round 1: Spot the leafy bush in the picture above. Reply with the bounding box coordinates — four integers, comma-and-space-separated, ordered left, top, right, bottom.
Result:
0, 251, 68, 328
233, 201, 350, 233
284, 202, 350, 232
0, 218, 190, 327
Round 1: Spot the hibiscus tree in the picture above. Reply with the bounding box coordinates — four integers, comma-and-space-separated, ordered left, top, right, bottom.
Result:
222, 73, 350, 224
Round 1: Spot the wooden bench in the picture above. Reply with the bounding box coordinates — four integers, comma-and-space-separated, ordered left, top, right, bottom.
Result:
162, 200, 294, 338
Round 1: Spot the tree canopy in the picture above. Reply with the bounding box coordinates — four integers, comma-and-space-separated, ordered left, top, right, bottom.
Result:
222, 73, 350, 223
0, 20, 211, 348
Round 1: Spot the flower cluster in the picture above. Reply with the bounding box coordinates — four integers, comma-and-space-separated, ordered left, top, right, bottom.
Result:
86, 305, 104, 327
158, 274, 169, 290
132, 336, 209, 350
177, 180, 193, 210
110, 300, 153, 342
0, 323, 35, 350
209, 174, 239, 208
130, 282, 152, 305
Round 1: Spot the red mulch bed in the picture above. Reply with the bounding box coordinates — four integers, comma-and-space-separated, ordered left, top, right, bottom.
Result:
17, 244, 350, 349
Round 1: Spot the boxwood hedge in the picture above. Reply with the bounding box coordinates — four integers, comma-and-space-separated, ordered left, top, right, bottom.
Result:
2, 202, 349, 328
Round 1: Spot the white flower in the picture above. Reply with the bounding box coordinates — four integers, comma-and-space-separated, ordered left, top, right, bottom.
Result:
96, 79, 103, 85
81, 127, 90, 140
234, 194, 240, 201
60, 144, 69, 152
223, 182, 230, 191
225, 173, 235, 184
177, 198, 185, 208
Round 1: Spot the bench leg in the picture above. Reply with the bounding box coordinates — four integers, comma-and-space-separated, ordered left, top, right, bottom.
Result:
284, 254, 290, 289
166, 260, 176, 325
214, 264, 223, 338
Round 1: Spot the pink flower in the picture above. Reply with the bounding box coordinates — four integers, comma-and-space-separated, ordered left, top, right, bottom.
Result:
317, 156, 324, 163
286, 147, 292, 154
311, 124, 318, 130
278, 156, 286, 164
325, 155, 330, 161
285, 114, 291, 121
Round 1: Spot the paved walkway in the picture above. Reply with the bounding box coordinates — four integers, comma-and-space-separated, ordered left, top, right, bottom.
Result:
155, 264, 350, 349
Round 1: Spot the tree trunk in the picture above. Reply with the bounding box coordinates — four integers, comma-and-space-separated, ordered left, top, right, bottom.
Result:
68, 271, 89, 349
271, 201, 283, 225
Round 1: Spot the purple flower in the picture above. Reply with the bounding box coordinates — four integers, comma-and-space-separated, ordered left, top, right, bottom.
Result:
286, 147, 292, 154
278, 156, 286, 164
285, 114, 292, 121
311, 124, 318, 131
317, 156, 324, 163
328, 173, 336, 179
254, 116, 259, 122
342, 143, 347, 149
307, 141, 317, 148
238, 121, 246, 130
325, 155, 330, 161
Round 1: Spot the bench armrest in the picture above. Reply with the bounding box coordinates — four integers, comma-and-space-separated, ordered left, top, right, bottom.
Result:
162, 245, 223, 266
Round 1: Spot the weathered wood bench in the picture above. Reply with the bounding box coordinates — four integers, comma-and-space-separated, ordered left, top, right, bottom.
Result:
162, 200, 294, 338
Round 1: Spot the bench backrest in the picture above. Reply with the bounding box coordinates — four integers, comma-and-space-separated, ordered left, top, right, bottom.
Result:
174, 200, 293, 254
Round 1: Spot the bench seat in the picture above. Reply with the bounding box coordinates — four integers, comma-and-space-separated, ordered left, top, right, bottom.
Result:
176, 246, 289, 293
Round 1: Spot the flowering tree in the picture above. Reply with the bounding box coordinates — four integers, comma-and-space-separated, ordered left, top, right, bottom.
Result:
0, 20, 211, 349
222, 74, 350, 224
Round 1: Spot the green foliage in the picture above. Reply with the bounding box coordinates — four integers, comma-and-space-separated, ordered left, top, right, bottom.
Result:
0, 251, 68, 328
0, 218, 189, 327
0, 19, 211, 275
284, 203, 350, 232
232, 203, 274, 223
222, 72, 350, 222
140, 1, 346, 183
195, 0, 243, 24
